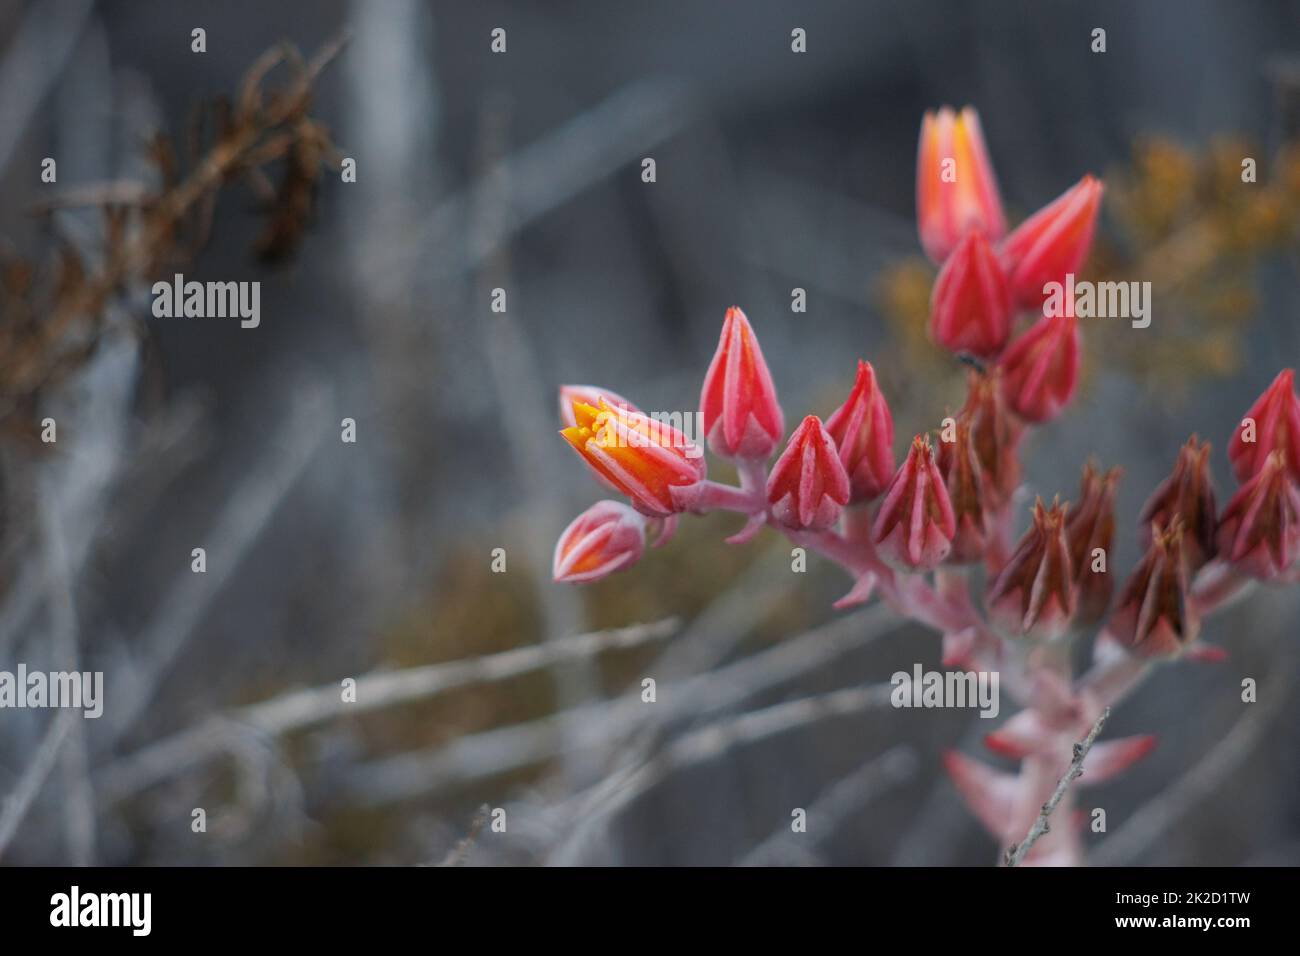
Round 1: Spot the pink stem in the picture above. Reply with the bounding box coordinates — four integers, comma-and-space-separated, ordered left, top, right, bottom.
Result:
693, 479, 763, 514
1190, 559, 1254, 615
983, 501, 1013, 578
695, 480, 979, 637
790, 527, 873, 576
735, 457, 769, 497
790, 525, 981, 635
1081, 646, 1151, 709
1005, 639, 1085, 866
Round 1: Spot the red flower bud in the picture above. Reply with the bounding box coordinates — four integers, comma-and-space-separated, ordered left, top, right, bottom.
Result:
986, 498, 1076, 641
700, 306, 785, 460
1216, 452, 1300, 580
937, 418, 989, 563
872, 435, 956, 570
1138, 436, 1217, 571
929, 231, 1013, 359
960, 369, 1022, 506
916, 106, 1007, 264
561, 399, 706, 518
1106, 521, 1199, 658
553, 500, 646, 584
998, 312, 1080, 423
766, 415, 851, 531
1228, 368, 1300, 483
1066, 462, 1121, 627
998, 174, 1104, 310
824, 360, 895, 503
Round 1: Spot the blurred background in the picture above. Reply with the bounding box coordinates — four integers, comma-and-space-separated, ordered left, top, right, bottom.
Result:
0, 0, 1298, 865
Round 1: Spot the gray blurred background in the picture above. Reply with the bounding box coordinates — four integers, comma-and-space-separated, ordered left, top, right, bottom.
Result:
0, 0, 1297, 865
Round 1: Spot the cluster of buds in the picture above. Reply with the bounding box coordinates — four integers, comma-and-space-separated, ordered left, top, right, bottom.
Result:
552, 105, 1300, 866
1219, 370, 1300, 580
919, 106, 1101, 421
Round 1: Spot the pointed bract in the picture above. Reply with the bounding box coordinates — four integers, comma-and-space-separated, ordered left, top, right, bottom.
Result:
872, 435, 957, 571
960, 369, 1022, 506
998, 312, 1081, 423
766, 415, 851, 531
1077, 736, 1157, 786
917, 106, 1007, 264
983, 710, 1056, 759
553, 500, 646, 584
1216, 452, 1300, 580
982, 670, 1095, 757
833, 572, 877, 610
700, 306, 785, 460
1106, 521, 1199, 658
929, 231, 1013, 359
986, 498, 1076, 641
824, 360, 895, 502
561, 399, 706, 518
1066, 462, 1121, 627
1138, 436, 1217, 571
943, 750, 1017, 841
938, 418, 990, 563
999, 175, 1104, 310
1228, 369, 1300, 483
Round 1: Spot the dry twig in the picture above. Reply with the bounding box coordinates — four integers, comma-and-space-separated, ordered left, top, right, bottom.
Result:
436, 804, 492, 867
96, 617, 680, 802
549, 681, 898, 865
1005, 707, 1110, 867
0, 710, 76, 860
0, 37, 346, 434
329, 605, 899, 808
740, 745, 918, 866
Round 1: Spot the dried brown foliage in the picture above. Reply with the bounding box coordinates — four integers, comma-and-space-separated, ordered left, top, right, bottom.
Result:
0, 38, 346, 445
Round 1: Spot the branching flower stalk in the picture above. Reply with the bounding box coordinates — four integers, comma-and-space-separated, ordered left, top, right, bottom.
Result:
552, 105, 1300, 865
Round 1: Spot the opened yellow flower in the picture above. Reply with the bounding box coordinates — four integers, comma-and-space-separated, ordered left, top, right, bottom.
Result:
561, 399, 706, 517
